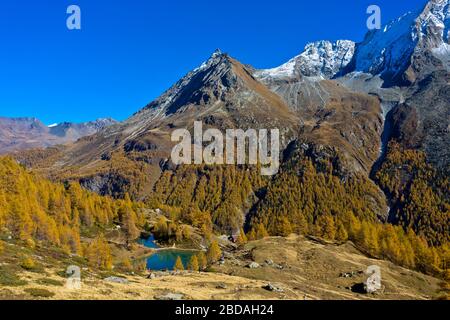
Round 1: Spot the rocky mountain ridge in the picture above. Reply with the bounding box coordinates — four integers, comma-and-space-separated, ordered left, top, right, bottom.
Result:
0, 117, 118, 154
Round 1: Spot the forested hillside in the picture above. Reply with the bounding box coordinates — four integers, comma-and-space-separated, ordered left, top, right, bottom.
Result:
375, 142, 450, 246
146, 143, 449, 277
0, 157, 143, 268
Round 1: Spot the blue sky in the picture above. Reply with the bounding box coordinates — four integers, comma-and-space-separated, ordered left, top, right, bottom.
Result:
0, 0, 427, 124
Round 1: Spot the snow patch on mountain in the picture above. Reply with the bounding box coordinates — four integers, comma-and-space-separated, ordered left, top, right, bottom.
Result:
256, 58, 297, 80
354, 11, 417, 76
433, 43, 450, 70
255, 40, 355, 80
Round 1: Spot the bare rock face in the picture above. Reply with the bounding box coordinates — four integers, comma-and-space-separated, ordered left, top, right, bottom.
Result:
130, 49, 298, 134
390, 70, 450, 172
255, 40, 355, 80
104, 276, 129, 284
247, 262, 260, 269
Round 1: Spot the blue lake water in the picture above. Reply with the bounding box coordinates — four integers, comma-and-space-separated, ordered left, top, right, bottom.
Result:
137, 234, 159, 249
145, 250, 197, 271
139, 235, 197, 271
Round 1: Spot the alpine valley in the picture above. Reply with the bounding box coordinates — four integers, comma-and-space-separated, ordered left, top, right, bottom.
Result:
0, 0, 448, 300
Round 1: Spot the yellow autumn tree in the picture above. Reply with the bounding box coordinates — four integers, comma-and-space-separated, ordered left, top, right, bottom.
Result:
0, 157, 144, 256
84, 234, 113, 270
335, 220, 348, 243
236, 228, 248, 245
197, 251, 208, 270
255, 223, 269, 240
207, 240, 222, 263
121, 208, 140, 246
188, 255, 199, 272
174, 256, 184, 271
314, 214, 336, 241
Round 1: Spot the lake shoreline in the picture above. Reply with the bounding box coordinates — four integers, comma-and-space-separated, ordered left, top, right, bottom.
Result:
136, 235, 200, 270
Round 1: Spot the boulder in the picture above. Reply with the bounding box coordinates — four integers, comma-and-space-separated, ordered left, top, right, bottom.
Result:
265, 259, 274, 266
247, 262, 260, 269
216, 283, 228, 289
104, 276, 129, 284
263, 283, 284, 293
154, 293, 184, 300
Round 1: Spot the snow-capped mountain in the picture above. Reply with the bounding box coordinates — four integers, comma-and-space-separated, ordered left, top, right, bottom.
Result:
255, 40, 355, 80
345, 0, 449, 86
257, 0, 449, 87
417, 0, 450, 70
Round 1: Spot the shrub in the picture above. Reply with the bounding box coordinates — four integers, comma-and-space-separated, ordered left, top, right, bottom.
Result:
119, 258, 133, 272
24, 288, 55, 298
0, 265, 27, 286
20, 257, 36, 271
37, 278, 64, 287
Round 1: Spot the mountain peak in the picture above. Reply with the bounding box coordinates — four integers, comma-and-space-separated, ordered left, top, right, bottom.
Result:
254, 0, 448, 86
136, 50, 237, 119
211, 48, 223, 58
255, 40, 355, 81
343, 0, 449, 86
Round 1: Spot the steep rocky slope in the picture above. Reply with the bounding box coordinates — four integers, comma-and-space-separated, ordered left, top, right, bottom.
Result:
389, 70, 449, 172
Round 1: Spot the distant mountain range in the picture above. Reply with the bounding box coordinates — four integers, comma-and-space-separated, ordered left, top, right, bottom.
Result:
0, 117, 118, 154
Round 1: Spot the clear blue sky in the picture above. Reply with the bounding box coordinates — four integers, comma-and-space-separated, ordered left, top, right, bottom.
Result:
0, 0, 427, 124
